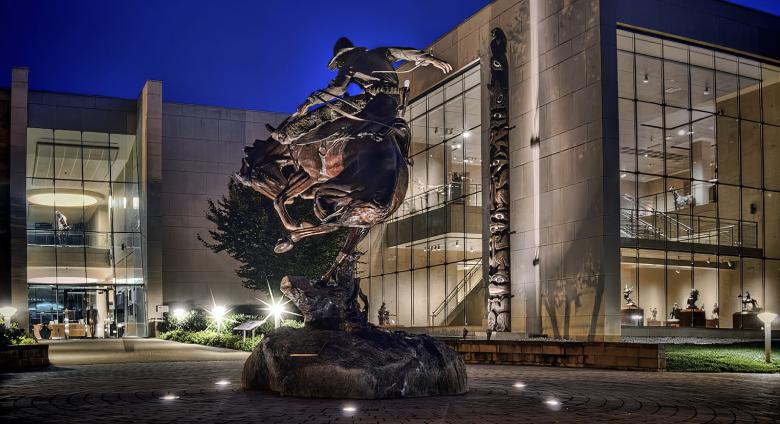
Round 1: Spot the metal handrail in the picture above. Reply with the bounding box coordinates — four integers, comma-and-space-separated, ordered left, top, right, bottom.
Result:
429, 261, 483, 326
619, 207, 758, 248
397, 182, 482, 217
621, 193, 693, 233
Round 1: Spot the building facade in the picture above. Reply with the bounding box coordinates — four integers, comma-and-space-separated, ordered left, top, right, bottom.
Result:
1, 0, 779, 340
0, 75, 285, 336
356, 0, 780, 340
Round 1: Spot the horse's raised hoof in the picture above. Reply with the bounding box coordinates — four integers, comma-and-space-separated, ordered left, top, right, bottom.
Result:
274, 237, 295, 254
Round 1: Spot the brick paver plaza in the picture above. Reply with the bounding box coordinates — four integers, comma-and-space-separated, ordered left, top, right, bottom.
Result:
2, 359, 779, 423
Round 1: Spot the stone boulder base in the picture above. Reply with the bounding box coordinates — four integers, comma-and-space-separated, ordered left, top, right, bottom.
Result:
242, 326, 468, 398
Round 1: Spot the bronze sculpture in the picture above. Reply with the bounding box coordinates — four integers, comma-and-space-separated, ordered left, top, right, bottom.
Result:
738, 291, 759, 312
377, 302, 390, 325
670, 303, 681, 320
237, 37, 450, 284
238, 37, 467, 399
623, 285, 634, 306
686, 289, 699, 310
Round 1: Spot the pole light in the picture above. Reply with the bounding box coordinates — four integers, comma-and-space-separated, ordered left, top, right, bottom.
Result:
757, 312, 777, 363
0, 306, 17, 327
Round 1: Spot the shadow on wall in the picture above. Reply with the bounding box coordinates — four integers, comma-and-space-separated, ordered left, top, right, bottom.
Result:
541, 240, 604, 340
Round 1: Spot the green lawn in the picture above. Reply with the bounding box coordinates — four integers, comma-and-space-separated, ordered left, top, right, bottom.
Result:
666, 343, 780, 373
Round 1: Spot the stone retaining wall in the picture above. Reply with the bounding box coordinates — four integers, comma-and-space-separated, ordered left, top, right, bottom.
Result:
445, 340, 665, 371
0, 344, 50, 371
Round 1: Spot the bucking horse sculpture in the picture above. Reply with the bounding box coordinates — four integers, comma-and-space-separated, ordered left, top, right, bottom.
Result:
235, 37, 451, 283
239, 36, 470, 400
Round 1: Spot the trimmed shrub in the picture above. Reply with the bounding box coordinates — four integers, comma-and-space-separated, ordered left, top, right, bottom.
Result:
0, 323, 37, 347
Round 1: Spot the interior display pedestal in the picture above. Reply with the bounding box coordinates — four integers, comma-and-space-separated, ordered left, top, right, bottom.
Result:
620, 306, 645, 327
732, 312, 762, 330
678, 309, 706, 328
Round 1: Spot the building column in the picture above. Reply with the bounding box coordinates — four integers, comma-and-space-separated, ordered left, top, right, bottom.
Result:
137, 80, 163, 335
8, 68, 29, 330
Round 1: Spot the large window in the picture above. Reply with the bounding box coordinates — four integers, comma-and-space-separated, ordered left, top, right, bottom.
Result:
617, 29, 780, 328
25, 128, 145, 338
357, 64, 484, 327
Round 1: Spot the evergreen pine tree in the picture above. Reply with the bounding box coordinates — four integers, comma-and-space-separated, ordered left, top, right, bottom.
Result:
198, 179, 347, 293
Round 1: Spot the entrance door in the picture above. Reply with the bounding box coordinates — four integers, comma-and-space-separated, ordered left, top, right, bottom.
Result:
28, 285, 111, 339
113, 247, 146, 337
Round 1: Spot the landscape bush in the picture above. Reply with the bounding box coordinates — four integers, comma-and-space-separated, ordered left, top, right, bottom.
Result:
157, 318, 302, 352
0, 323, 37, 347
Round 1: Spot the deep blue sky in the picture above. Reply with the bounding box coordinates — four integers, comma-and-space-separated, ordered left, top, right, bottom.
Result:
1, 0, 778, 113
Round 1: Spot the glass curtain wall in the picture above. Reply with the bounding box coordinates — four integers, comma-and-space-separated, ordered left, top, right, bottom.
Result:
356, 64, 484, 327
26, 128, 145, 338
617, 29, 780, 328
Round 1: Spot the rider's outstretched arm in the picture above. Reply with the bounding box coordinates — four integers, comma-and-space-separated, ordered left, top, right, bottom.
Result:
387, 47, 452, 73
295, 70, 350, 116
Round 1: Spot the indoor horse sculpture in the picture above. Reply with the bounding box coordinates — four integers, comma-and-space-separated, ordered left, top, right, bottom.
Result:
238, 37, 467, 399
669, 186, 696, 210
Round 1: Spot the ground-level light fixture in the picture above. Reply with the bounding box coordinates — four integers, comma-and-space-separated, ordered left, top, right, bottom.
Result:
208, 305, 228, 331
342, 405, 357, 413
757, 312, 777, 363
513, 382, 526, 389
544, 398, 562, 411
257, 280, 301, 329
172, 308, 187, 321
205, 291, 231, 333
215, 380, 230, 386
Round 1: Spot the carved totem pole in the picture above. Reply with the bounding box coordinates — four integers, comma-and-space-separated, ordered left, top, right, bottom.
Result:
487, 28, 512, 332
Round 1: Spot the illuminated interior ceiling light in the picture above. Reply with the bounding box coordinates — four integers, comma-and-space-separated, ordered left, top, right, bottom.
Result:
703, 84, 710, 95
642, 73, 649, 83
28, 277, 99, 284
463, 131, 471, 138
620, 173, 627, 179
677, 129, 686, 136
27, 191, 100, 207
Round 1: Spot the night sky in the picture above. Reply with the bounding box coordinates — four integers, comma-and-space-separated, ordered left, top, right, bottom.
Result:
1, 0, 778, 113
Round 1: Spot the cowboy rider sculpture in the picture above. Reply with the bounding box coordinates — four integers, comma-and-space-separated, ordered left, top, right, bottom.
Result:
269, 37, 451, 147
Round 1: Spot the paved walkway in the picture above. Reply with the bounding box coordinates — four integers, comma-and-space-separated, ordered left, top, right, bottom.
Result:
42, 338, 249, 365
2, 359, 778, 423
